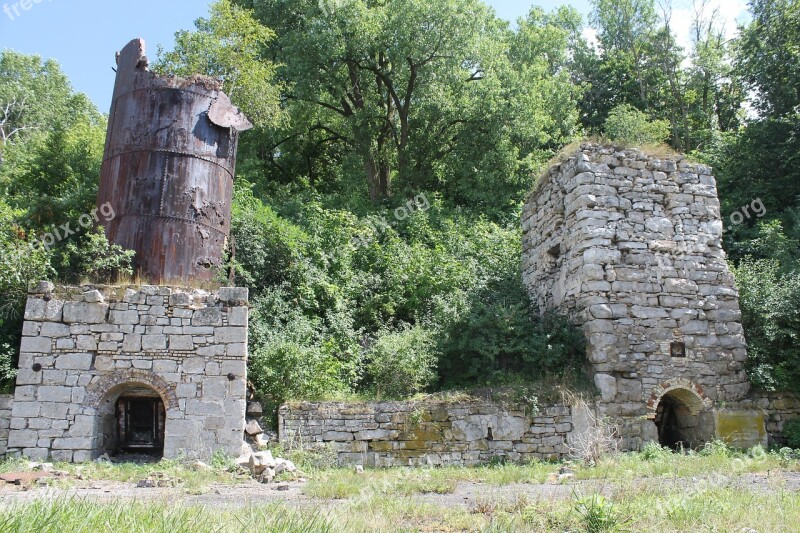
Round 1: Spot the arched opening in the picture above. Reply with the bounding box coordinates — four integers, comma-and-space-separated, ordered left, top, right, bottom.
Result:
653, 388, 712, 450
98, 383, 166, 458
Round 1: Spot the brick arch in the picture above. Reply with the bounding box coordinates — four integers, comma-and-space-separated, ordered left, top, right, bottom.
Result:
84, 368, 178, 410
646, 378, 711, 417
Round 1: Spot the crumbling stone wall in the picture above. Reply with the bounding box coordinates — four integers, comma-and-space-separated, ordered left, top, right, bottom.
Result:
0, 394, 12, 458
6, 283, 248, 461
522, 144, 751, 448
730, 392, 800, 447
279, 400, 585, 466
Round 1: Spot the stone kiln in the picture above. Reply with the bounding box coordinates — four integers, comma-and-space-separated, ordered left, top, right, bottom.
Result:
4, 38, 251, 462
522, 144, 752, 449
6, 284, 248, 461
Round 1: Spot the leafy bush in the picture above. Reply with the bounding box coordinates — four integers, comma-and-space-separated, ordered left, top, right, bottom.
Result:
640, 441, 672, 461
783, 417, 800, 449
733, 255, 800, 393
0, 343, 17, 394
700, 440, 733, 457
246, 290, 355, 416
60, 227, 135, 283
604, 103, 670, 146
364, 325, 437, 399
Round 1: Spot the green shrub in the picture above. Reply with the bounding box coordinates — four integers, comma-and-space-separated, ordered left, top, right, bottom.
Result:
783, 417, 800, 449
700, 440, 733, 457
365, 325, 437, 399
0, 343, 16, 394
604, 103, 670, 146
60, 227, 135, 283
640, 441, 672, 461
733, 253, 800, 393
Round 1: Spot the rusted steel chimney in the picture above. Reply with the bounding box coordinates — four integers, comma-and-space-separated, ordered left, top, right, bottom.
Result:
98, 38, 252, 284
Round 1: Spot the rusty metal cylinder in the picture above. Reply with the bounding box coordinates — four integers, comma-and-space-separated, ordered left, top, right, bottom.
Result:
98, 39, 252, 284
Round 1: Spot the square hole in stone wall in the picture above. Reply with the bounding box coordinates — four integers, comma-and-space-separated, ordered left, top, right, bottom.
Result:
670, 341, 686, 358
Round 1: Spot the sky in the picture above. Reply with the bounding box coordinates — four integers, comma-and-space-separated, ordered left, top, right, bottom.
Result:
0, 0, 748, 113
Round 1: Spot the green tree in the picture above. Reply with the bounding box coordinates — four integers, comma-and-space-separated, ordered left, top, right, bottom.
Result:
155, 0, 283, 128
604, 103, 670, 145
235, 0, 579, 206
737, 0, 800, 119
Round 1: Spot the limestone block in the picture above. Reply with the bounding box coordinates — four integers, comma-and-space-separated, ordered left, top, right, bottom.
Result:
40, 323, 70, 338
76, 335, 98, 351
20, 337, 52, 354
228, 306, 248, 326
192, 308, 223, 327
94, 356, 114, 372
141, 334, 167, 351
594, 374, 617, 402
153, 360, 178, 373
182, 357, 205, 374
54, 353, 93, 370
122, 333, 142, 352
109, 310, 139, 325
36, 386, 72, 403
83, 290, 104, 303
218, 287, 249, 305
214, 327, 247, 344
169, 335, 194, 351
170, 293, 193, 306
63, 302, 109, 324
8, 430, 38, 448
24, 298, 64, 322
321, 431, 354, 441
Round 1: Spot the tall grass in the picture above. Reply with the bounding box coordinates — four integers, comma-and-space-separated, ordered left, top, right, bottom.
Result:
0, 499, 334, 533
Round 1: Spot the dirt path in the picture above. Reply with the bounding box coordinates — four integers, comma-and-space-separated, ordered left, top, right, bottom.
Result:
1, 471, 798, 510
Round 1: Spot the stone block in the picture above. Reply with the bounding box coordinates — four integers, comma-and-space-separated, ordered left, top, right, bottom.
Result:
109, 310, 139, 325
55, 353, 93, 370
24, 298, 63, 322
214, 327, 247, 344
122, 333, 142, 352
94, 356, 114, 371
142, 334, 167, 351
183, 357, 205, 374
594, 374, 617, 402
218, 287, 249, 305
20, 337, 52, 354
37, 386, 72, 403
76, 335, 98, 351
228, 306, 248, 326
40, 322, 70, 338
192, 308, 222, 326
8, 430, 38, 448
169, 335, 194, 351
62, 302, 109, 324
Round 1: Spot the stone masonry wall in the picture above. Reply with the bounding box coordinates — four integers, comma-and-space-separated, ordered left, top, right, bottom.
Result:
6, 282, 248, 462
731, 392, 800, 447
279, 400, 589, 467
0, 394, 12, 459
522, 144, 750, 448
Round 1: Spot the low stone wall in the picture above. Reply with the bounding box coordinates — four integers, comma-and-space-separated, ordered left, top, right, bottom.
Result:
731, 392, 800, 447
0, 394, 13, 459
279, 400, 587, 467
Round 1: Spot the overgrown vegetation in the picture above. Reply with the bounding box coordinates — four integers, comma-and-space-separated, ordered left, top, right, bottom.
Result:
1, 0, 799, 400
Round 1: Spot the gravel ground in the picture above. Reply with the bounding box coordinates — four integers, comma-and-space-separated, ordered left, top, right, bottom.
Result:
0, 471, 797, 510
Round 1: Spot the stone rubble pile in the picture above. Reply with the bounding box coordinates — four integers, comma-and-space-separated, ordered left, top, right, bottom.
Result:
235, 448, 298, 483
